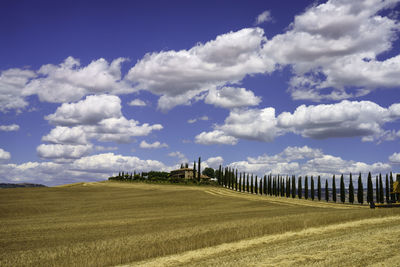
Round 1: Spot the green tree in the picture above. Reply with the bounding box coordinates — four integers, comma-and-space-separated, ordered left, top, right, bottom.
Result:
259, 177, 263, 195
264, 175, 267, 195
216, 165, 222, 185
286, 176, 290, 197
325, 179, 329, 202
385, 174, 389, 203
332, 175, 337, 202
193, 161, 196, 181
390, 172, 394, 202
292, 175, 296, 198
254, 175, 258, 194
305, 176, 308, 200
272, 177, 276, 196
251, 174, 254, 194
317, 176, 321, 201
198, 157, 201, 182
367, 172, 373, 203
349, 173, 354, 204
246, 174, 250, 193
375, 175, 379, 203
238, 173, 241, 192
277, 176, 280, 196
379, 174, 384, 203
202, 167, 215, 178
340, 174, 345, 203
311, 176, 315, 201
227, 168, 231, 189
358, 173, 363, 204
298, 176, 302, 199
235, 169, 238, 191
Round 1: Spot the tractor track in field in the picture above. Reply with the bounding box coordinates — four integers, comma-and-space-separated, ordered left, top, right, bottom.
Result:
120, 215, 400, 267
203, 187, 363, 210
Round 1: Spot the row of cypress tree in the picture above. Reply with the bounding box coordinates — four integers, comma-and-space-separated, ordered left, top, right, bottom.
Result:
217, 166, 398, 204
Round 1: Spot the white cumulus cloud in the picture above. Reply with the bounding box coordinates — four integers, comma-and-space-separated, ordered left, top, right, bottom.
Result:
263, 0, 400, 101
205, 156, 224, 169
195, 130, 238, 145
139, 140, 168, 149
389, 152, 400, 164
126, 28, 273, 111
228, 145, 392, 180
196, 100, 400, 144
0, 148, 11, 160
0, 124, 20, 131
39, 95, 162, 161
0, 68, 36, 113
255, 10, 272, 25
37, 144, 93, 162
23, 57, 132, 103
205, 87, 261, 109
128, 99, 146, 106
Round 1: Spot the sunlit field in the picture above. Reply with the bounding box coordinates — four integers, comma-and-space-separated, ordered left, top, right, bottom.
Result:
1, 181, 399, 266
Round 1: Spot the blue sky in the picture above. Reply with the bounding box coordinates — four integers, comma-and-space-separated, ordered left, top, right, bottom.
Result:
1, 0, 400, 186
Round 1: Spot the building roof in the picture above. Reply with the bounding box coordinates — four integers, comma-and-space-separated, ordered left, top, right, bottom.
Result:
170, 168, 193, 172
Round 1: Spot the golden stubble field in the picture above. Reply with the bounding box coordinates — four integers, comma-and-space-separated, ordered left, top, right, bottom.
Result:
1, 181, 399, 266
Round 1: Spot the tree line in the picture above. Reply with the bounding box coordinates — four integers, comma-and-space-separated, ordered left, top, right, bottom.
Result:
216, 166, 399, 204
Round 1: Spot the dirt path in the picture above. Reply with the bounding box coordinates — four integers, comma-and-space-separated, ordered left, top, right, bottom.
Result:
120, 216, 400, 267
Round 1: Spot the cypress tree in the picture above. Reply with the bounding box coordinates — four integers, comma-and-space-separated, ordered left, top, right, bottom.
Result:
379, 174, 384, 203
390, 172, 394, 202
272, 177, 276, 196
311, 176, 315, 201
349, 173, 354, 204
317, 176, 321, 201
254, 175, 258, 194
325, 179, 329, 202
264, 175, 267, 195
292, 175, 296, 198
277, 176, 280, 196
305, 176, 308, 200
298, 176, 302, 199
227, 168, 231, 189
223, 167, 227, 187
286, 176, 290, 197
260, 177, 263, 195
340, 174, 345, 203
235, 169, 238, 191
332, 175, 337, 202
357, 173, 363, 204
238, 173, 242, 192
281, 177, 285, 197
251, 174, 254, 194
217, 165, 222, 185
385, 174, 389, 203
247, 174, 249, 193
198, 157, 201, 182
193, 161, 196, 181
375, 175, 379, 203
367, 172, 373, 203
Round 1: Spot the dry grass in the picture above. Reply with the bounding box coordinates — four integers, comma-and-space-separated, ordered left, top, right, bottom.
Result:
1, 181, 399, 266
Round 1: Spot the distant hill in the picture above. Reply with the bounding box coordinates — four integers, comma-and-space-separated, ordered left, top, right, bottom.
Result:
0, 183, 46, 188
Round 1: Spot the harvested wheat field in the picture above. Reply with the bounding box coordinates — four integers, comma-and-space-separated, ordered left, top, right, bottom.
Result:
1, 181, 399, 266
